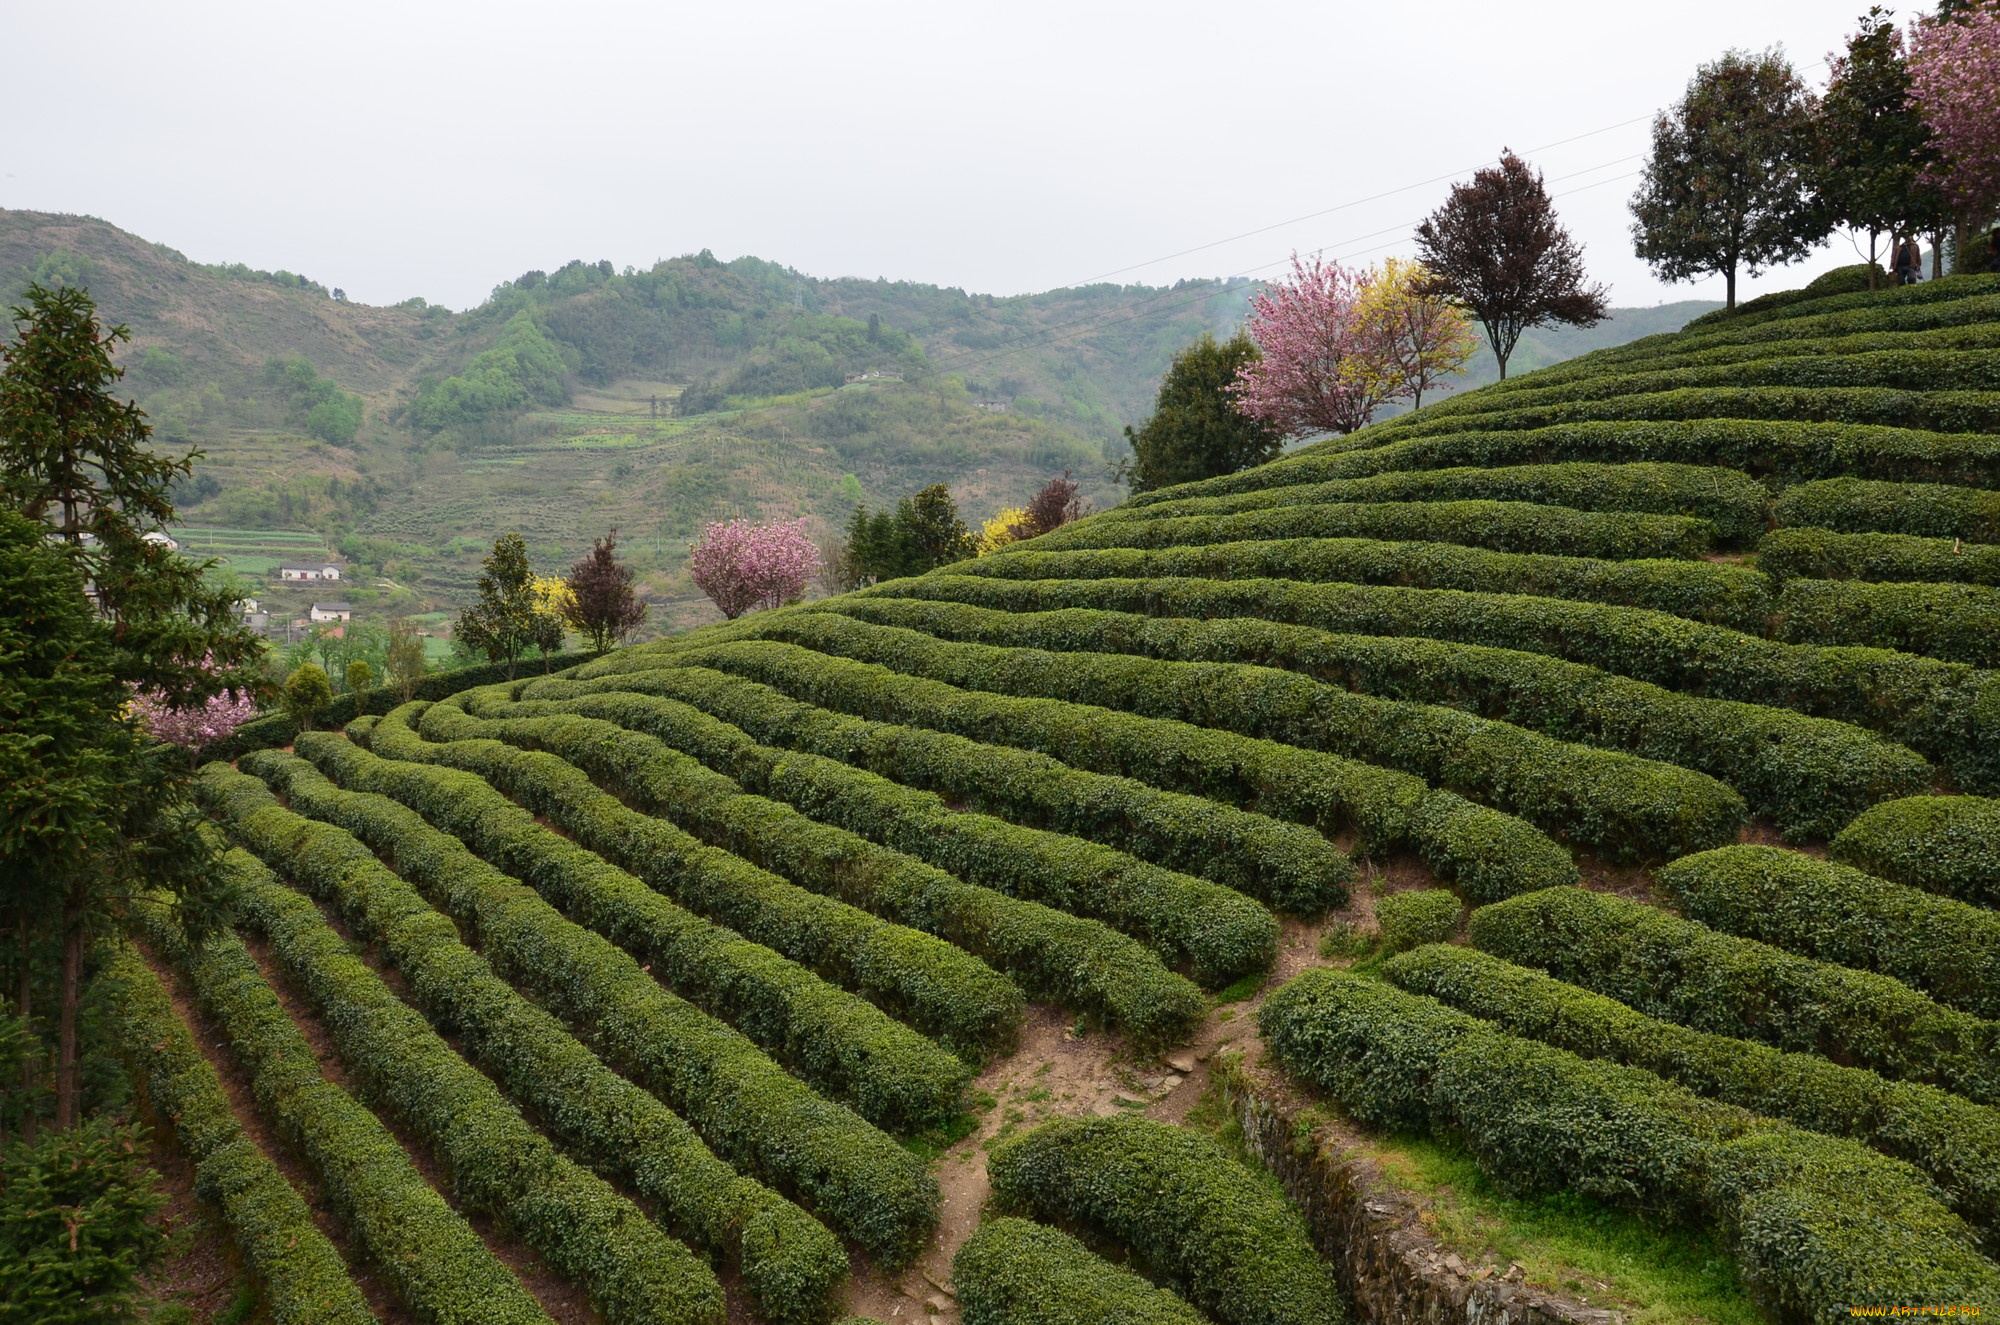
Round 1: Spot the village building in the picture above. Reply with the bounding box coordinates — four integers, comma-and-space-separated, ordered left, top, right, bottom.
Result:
279, 561, 345, 582
309, 601, 353, 623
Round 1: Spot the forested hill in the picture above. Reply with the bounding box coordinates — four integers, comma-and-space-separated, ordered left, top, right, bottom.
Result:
0, 207, 1717, 629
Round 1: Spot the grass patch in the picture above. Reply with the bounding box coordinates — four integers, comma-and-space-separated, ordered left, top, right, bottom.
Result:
1209, 971, 1266, 1005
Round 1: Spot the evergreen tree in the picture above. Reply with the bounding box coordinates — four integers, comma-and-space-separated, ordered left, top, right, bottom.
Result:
903, 484, 975, 569
1814, 10, 1947, 285
1630, 49, 1830, 308
1120, 332, 1281, 492
454, 534, 542, 680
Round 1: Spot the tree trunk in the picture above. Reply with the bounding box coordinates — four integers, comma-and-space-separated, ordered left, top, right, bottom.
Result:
1867, 230, 1880, 290
16, 920, 33, 1143
53, 888, 83, 1130
1725, 263, 1738, 310
1933, 232, 1946, 280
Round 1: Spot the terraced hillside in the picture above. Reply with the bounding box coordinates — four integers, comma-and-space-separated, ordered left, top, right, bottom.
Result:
116, 274, 2000, 1325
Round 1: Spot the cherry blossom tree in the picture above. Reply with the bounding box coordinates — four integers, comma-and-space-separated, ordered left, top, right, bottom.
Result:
130, 655, 259, 761
689, 517, 822, 619
1908, 5, 2000, 253
1231, 255, 1396, 438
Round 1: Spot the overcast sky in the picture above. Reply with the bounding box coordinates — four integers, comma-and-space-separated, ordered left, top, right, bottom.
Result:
5, 0, 1881, 313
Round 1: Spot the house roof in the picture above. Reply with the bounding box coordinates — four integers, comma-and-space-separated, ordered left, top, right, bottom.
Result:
279, 561, 342, 571
311, 601, 352, 612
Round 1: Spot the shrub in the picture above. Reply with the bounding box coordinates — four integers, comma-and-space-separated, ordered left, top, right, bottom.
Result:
952, 1218, 1209, 1325
1775, 476, 2000, 543
1258, 967, 2000, 1317
353, 706, 971, 1135
1773, 578, 2000, 666
1832, 794, 2000, 907
1034, 497, 1717, 562
102, 947, 376, 1325
1376, 890, 1462, 953
745, 603, 1749, 863
212, 758, 846, 1325
855, 579, 1928, 841
959, 537, 1773, 627
549, 638, 1580, 901
289, 734, 942, 1265
1468, 886, 2000, 1105
1107, 461, 1770, 546
435, 692, 1273, 991
1384, 942, 2000, 1241
986, 1116, 1341, 1325
130, 865, 550, 1325
1759, 526, 2000, 586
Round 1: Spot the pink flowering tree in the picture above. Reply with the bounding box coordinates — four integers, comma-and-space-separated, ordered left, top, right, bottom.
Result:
130, 654, 260, 762
1230, 255, 1399, 439
1908, 7, 2000, 231
689, 517, 823, 619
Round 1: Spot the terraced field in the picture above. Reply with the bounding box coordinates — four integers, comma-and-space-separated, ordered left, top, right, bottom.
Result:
114, 274, 2000, 1325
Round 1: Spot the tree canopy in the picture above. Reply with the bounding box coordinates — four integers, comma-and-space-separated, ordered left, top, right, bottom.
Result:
1123, 332, 1282, 492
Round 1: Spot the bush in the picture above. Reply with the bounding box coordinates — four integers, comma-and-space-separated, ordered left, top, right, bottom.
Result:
1384, 942, 2000, 1241
986, 1116, 1341, 1325
1656, 846, 2000, 1020
1832, 794, 2000, 907
103, 946, 376, 1325
1775, 476, 2000, 544
1759, 526, 2000, 586
290, 734, 941, 1266
205, 810, 725, 1325
557, 635, 1580, 901
756, 601, 1749, 863
952, 1219, 1209, 1325
959, 537, 1773, 627
211, 758, 846, 1325
130, 865, 551, 1325
442, 692, 1207, 1044
1035, 497, 1717, 562
858, 577, 1928, 841
1468, 886, 2000, 1105
1675, 271, 2000, 334
354, 706, 970, 1136
1773, 578, 2000, 666
1258, 967, 2000, 1317
1376, 890, 1461, 953
437, 691, 1272, 992
1104, 461, 1770, 546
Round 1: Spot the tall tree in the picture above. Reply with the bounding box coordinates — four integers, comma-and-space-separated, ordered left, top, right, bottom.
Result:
1416, 152, 1612, 376
1908, 3, 2000, 270
1629, 50, 1829, 309
1815, 9, 1947, 285
688, 518, 822, 619
1122, 332, 1282, 492
1349, 257, 1480, 410
1232, 258, 1399, 439
562, 530, 649, 652
385, 617, 429, 703
902, 484, 975, 569
454, 533, 541, 680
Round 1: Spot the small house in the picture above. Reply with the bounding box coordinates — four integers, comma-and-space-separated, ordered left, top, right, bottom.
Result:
279, 562, 344, 582
309, 602, 352, 623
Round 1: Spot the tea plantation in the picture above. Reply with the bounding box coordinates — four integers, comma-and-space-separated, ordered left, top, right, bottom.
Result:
113, 274, 2000, 1323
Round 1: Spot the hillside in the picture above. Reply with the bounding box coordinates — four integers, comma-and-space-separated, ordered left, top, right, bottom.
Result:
4, 208, 1716, 633
112, 271, 2000, 1325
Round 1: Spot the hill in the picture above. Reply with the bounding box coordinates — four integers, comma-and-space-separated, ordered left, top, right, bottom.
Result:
113, 270, 2000, 1324
4, 208, 1716, 634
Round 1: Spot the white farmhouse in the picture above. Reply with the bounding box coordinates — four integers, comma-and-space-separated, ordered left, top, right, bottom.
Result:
279, 561, 344, 582
309, 602, 353, 623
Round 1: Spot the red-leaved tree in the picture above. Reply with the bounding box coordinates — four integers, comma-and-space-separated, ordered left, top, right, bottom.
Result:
1230, 255, 1394, 438
1008, 470, 1091, 541
1908, 6, 2000, 249
689, 518, 822, 619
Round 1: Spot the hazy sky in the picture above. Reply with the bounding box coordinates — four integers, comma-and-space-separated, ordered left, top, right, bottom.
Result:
6, 0, 1880, 312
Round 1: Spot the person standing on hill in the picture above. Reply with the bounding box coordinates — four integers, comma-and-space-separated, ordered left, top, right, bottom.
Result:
1893, 235, 1925, 284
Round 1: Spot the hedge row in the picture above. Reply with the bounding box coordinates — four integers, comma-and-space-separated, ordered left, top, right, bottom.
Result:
487, 673, 1346, 915
557, 642, 1579, 901
217, 756, 846, 1325
442, 691, 1208, 1044
1101, 461, 1770, 546
883, 570, 2000, 794
1774, 578, 2000, 667
205, 802, 726, 1325
1033, 497, 1716, 562
1832, 794, 2000, 907
1469, 886, 2000, 1105
956, 537, 1772, 627
1258, 967, 2000, 1317
101, 945, 378, 1325
349, 709, 969, 1135
755, 604, 1747, 862
131, 860, 551, 1325
1657, 846, 2000, 1020
1775, 476, 2000, 544
1114, 419, 2000, 508
438, 690, 1270, 992
1384, 942, 2000, 1240
862, 577, 1928, 840
952, 1219, 1209, 1325
1759, 526, 2000, 586
1672, 272, 2000, 337
987, 1116, 1341, 1325
290, 730, 941, 1266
